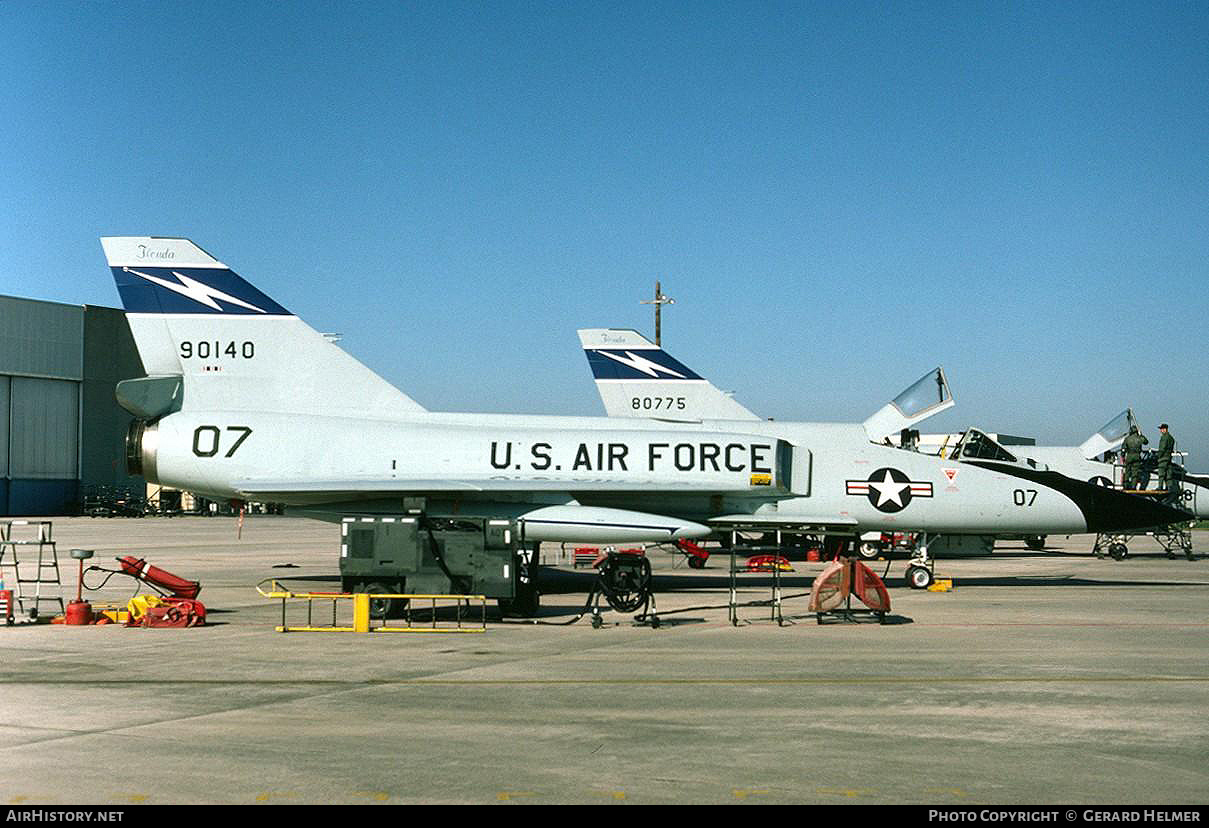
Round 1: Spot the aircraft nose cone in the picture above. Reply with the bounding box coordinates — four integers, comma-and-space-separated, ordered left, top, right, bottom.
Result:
965, 461, 1194, 534
670, 520, 714, 540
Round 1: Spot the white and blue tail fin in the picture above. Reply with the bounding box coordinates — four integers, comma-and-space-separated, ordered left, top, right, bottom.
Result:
577, 328, 760, 421
102, 237, 426, 417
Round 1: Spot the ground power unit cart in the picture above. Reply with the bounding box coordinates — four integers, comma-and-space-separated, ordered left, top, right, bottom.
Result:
339, 515, 540, 619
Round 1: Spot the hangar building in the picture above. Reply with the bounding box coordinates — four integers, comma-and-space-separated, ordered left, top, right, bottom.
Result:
0, 295, 145, 516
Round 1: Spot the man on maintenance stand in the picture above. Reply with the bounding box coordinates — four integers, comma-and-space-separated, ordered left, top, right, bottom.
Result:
1156, 423, 1176, 502
1154, 423, 1195, 560
1122, 425, 1148, 492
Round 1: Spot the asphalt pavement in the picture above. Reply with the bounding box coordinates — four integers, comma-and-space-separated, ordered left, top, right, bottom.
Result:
2, 516, 1206, 805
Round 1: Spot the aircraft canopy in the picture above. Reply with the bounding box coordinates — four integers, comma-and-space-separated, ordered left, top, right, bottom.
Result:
949, 428, 1018, 463
1079, 409, 1135, 460
863, 367, 955, 443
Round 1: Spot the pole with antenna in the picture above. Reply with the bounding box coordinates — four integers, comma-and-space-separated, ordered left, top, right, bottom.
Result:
639, 280, 675, 346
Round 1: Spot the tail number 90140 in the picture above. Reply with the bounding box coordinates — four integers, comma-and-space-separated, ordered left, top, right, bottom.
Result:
180, 341, 255, 359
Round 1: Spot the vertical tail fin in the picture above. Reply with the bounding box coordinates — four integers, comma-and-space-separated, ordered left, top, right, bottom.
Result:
577, 328, 760, 421
102, 237, 426, 417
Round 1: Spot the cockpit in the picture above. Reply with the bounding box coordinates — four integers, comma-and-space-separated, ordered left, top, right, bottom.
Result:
947, 428, 1018, 462
946, 428, 1049, 469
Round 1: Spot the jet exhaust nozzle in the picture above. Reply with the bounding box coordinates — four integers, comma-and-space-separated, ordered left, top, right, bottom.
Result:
125, 419, 159, 481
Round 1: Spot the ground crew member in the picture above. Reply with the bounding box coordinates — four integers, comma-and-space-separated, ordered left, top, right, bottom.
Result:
1156, 423, 1176, 500
1122, 425, 1148, 491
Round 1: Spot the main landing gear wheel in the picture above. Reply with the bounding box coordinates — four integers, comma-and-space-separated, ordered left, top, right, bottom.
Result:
687, 555, 706, 569
857, 541, 882, 561
1025, 535, 1046, 551
1108, 543, 1129, 561
363, 581, 405, 620
906, 566, 934, 590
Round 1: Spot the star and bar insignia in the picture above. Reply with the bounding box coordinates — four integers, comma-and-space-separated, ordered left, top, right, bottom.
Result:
846, 467, 934, 513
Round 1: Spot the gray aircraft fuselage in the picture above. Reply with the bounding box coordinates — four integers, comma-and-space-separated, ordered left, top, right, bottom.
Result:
135, 409, 1189, 539
105, 235, 1191, 545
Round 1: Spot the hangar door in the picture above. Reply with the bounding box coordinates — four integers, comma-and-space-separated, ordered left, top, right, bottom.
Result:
0, 376, 8, 474
0, 376, 7, 512
5, 376, 80, 514
9, 377, 78, 478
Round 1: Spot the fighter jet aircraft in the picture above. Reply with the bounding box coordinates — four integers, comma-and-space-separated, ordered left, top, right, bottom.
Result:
577, 328, 954, 443
929, 411, 1207, 521
1018, 411, 1206, 518
577, 328, 1209, 514
105, 238, 1190, 586
577, 330, 1202, 567
938, 415, 1205, 559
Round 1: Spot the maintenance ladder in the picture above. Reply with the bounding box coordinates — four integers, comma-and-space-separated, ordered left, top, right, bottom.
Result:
256, 580, 487, 633
0, 520, 64, 619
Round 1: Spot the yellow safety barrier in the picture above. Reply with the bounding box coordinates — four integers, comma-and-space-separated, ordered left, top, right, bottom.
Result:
255, 580, 487, 634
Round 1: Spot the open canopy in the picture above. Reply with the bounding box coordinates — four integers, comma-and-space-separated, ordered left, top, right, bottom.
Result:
863, 367, 955, 443
1079, 409, 1135, 459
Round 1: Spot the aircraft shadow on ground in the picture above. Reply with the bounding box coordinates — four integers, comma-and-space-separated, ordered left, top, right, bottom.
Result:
927, 575, 1208, 588
270, 574, 341, 584
545, 566, 1209, 591
264, 566, 1209, 599
537, 567, 825, 594
986, 549, 1190, 560
804, 612, 914, 626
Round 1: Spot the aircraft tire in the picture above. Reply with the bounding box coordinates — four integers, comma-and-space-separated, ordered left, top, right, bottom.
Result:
906, 566, 933, 590
1025, 535, 1046, 551
363, 581, 405, 620
687, 556, 706, 569
1109, 543, 1129, 561
857, 542, 881, 561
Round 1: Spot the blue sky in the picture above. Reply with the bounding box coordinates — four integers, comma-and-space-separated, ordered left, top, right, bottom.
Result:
2, 1, 1207, 458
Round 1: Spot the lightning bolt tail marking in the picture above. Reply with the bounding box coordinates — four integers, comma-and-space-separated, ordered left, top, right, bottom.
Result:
124, 267, 267, 314
596, 349, 687, 378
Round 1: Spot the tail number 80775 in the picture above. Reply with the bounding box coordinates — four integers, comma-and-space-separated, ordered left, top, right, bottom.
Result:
631, 396, 686, 411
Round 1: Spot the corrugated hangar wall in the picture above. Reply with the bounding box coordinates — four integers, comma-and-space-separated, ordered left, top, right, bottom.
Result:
0, 295, 144, 516
81, 305, 146, 490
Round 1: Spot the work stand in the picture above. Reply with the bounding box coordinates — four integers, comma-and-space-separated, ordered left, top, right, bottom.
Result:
726, 530, 795, 627
1094, 523, 1195, 561
0, 520, 64, 619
